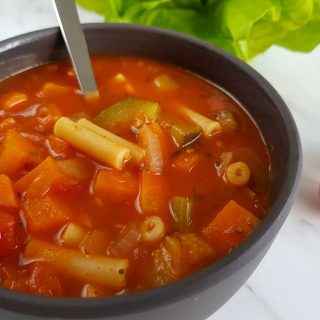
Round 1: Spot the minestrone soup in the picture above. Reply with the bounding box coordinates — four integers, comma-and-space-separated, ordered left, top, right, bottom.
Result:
0, 56, 270, 297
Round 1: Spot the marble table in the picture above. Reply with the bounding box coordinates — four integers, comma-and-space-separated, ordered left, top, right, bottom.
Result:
0, 1, 319, 319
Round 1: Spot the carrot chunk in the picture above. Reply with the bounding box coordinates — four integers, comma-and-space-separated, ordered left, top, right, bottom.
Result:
203, 200, 260, 254
0, 92, 29, 112
0, 212, 17, 258
14, 156, 56, 193
0, 130, 36, 177
0, 174, 18, 209
139, 169, 169, 216
93, 170, 138, 201
22, 195, 71, 234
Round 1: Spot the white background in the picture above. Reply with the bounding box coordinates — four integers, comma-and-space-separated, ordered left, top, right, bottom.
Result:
0, 1, 320, 319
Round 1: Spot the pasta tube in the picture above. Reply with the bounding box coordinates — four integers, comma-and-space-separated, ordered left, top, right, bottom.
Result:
54, 117, 130, 170
77, 118, 144, 164
24, 239, 129, 289
179, 106, 222, 136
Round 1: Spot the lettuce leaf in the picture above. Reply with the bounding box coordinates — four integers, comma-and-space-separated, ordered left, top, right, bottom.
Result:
77, 0, 320, 60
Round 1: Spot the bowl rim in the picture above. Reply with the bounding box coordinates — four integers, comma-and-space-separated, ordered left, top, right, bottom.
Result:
0, 23, 302, 318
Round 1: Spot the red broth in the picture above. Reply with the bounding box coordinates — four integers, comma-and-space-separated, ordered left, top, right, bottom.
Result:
0, 56, 270, 297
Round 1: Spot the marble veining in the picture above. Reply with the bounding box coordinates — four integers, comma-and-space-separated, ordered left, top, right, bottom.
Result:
0, 1, 319, 319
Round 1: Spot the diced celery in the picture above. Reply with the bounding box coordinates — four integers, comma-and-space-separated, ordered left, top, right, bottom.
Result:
159, 115, 201, 147
169, 196, 194, 231
95, 98, 161, 133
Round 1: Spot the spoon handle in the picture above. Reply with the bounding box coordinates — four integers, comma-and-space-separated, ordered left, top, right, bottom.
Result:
52, 0, 98, 96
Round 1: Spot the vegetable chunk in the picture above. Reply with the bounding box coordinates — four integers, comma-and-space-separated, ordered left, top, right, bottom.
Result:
159, 114, 201, 147
0, 130, 36, 176
0, 174, 18, 209
93, 170, 138, 201
139, 170, 169, 216
152, 233, 215, 286
139, 123, 165, 174
0, 212, 17, 258
203, 200, 260, 254
95, 98, 161, 133
22, 195, 71, 234
15, 156, 58, 193
169, 196, 194, 231
24, 239, 129, 289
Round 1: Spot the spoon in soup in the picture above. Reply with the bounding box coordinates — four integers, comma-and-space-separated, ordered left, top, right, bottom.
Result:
51, 0, 99, 97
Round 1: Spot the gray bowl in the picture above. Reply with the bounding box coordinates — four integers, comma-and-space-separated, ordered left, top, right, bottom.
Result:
0, 24, 301, 320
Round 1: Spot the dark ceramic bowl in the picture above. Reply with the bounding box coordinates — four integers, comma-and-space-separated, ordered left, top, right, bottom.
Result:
0, 24, 301, 320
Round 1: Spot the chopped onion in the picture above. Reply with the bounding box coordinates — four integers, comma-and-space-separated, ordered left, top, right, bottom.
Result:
109, 223, 141, 258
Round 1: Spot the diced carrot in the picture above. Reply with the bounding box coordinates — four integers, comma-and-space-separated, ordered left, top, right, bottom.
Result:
0, 130, 36, 177
0, 117, 17, 133
12, 262, 62, 296
36, 104, 61, 132
22, 194, 71, 234
171, 148, 201, 173
0, 212, 17, 258
203, 200, 260, 254
15, 156, 56, 193
0, 174, 18, 209
93, 170, 138, 201
139, 169, 169, 216
0, 92, 29, 112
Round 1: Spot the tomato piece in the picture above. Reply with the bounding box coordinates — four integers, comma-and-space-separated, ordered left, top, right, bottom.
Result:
0, 212, 17, 258
13, 262, 62, 296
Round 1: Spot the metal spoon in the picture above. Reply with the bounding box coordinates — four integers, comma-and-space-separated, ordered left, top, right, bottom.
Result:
52, 0, 98, 96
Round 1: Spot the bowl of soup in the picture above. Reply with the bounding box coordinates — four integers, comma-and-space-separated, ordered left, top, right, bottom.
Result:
0, 24, 301, 320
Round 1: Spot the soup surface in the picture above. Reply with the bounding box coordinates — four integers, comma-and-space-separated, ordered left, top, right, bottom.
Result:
0, 56, 270, 297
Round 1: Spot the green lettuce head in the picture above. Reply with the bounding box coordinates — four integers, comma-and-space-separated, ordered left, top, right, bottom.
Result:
77, 0, 320, 61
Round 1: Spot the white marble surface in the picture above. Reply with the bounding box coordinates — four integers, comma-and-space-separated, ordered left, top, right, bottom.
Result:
0, 1, 319, 319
